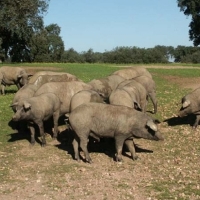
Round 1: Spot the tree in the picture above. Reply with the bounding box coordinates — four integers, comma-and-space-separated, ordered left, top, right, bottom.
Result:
45, 24, 64, 62
0, 0, 49, 61
29, 29, 49, 62
82, 49, 96, 63
62, 48, 84, 63
177, 0, 200, 46
29, 24, 64, 62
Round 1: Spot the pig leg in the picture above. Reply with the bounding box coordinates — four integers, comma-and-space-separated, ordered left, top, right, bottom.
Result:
0, 84, 2, 95
149, 92, 157, 114
193, 114, 200, 128
28, 122, 36, 145
140, 98, 147, 113
37, 121, 46, 147
16, 83, 21, 90
72, 135, 80, 161
1, 84, 5, 95
115, 136, 126, 162
124, 139, 138, 160
79, 135, 92, 163
89, 132, 100, 142
52, 111, 59, 139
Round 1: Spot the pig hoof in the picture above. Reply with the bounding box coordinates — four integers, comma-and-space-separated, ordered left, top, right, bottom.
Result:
192, 126, 197, 129
30, 141, 35, 146
116, 157, 123, 162
29, 143, 35, 147
74, 155, 80, 161
41, 143, 46, 147
87, 160, 93, 164
132, 156, 138, 160
86, 158, 92, 163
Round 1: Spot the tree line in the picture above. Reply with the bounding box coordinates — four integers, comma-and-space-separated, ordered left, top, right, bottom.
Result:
1, 0, 200, 64
62, 46, 200, 64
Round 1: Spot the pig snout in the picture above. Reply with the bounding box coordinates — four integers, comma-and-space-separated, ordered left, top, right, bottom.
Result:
12, 114, 20, 121
154, 131, 164, 141
178, 108, 187, 118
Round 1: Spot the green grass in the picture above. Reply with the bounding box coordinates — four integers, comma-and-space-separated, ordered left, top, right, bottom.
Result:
1, 63, 200, 199
149, 68, 200, 77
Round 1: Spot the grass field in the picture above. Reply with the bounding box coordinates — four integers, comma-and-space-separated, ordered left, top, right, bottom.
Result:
0, 63, 200, 200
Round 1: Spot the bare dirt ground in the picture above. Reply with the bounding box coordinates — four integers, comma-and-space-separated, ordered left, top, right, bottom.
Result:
1, 65, 200, 200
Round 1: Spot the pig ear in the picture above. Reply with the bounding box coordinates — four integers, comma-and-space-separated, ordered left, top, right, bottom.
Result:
10, 102, 18, 107
17, 74, 22, 79
182, 100, 190, 108
65, 113, 69, 118
133, 101, 142, 111
146, 120, 158, 131
23, 102, 31, 110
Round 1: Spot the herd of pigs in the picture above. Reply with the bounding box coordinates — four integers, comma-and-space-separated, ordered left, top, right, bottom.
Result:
0, 66, 199, 163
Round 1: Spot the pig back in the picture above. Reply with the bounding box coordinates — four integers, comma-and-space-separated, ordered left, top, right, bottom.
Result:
70, 90, 104, 112
69, 103, 140, 134
35, 81, 92, 115
28, 71, 79, 84
112, 67, 152, 80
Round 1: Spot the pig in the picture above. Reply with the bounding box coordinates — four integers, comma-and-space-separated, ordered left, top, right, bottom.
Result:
11, 93, 61, 146
178, 87, 200, 128
28, 71, 80, 84
66, 89, 105, 141
69, 90, 105, 112
0, 66, 30, 95
133, 75, 157, 114
110, 79, 147, 112
88, 74, 125, 101
12, 74, 80, 112
32, 74, 80, 88
11, 84, 38, 112
34, 81, 92, 116
68, 102, 164, 163
112, 67, 152, 80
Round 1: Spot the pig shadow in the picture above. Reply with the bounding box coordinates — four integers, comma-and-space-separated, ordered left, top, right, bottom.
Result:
7, 119, 56, 146
55, 128, 75, 158
164, 114, 196, 127
55, 130, 153, 162
7, 115, 72, 146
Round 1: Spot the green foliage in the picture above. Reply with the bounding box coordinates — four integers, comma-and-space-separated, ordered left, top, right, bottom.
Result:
61, 45, 200, 64
0, 0, 50, 61
62, 46, 175, 64
177, 0, 200, 46
30, 24, 64, 62
149, 68, 200, 77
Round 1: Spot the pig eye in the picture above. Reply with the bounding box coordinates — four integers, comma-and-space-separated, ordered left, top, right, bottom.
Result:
19, 107, 25, 113
180, 107, 185, 111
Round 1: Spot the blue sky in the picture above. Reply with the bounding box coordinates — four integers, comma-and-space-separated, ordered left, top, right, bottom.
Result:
43, 0, 193, 52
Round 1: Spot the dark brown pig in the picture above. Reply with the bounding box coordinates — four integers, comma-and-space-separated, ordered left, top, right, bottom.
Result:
69, 102, 164, 163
